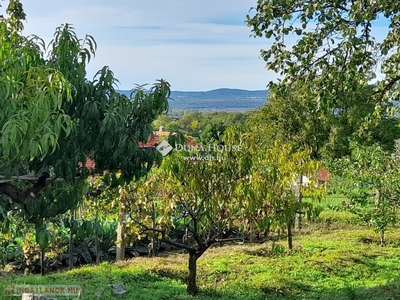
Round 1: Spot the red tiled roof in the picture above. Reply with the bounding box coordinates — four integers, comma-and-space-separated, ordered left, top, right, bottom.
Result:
140, 130, 166, 148
316, 169, 329, 182
84, 129, 199, 169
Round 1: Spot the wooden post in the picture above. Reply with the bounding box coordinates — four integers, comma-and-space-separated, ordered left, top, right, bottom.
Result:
116, 204, 126, 261
94, 210, 100, 264
68, 212, 74, 270
40, 248, 45, 276
295, 174, 303, 231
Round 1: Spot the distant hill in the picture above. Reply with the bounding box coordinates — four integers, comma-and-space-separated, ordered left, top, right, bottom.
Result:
116, 88, 268, 112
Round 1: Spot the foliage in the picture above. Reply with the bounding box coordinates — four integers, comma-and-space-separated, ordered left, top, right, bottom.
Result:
0, 239, 24, 267
250, 75, 400, 161
124, 126, 251, 294
199, 122, 227, 145
243, 108, 326, 245
0, 0, 72, 162
247, 0, 400, 103
248, 87, 329, 158
332, 142, 400, 245
0, 1, 171, 227
118, 169, 175, 251
61, 218, 116, 264
241, 139, 325, 249
153, 111, 250, 141
161, 150, 247, 243
79, 176, 119, 252
247, 0, 400, 159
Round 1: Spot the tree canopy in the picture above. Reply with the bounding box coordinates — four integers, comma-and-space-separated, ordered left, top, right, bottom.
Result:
0, 0, 170, 222
247, 0, 400, 102
247, 0, 400, 158
130, 126, 251, 295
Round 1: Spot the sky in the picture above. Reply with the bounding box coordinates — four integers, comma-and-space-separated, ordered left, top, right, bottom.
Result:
18, 0, 274, 91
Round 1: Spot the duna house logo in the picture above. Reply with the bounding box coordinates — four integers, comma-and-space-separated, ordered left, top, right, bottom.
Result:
156, 140, 174, 156
156, 141, 241, 158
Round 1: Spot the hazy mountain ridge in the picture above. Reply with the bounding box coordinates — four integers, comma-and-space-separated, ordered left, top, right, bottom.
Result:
117, 88, 268, 112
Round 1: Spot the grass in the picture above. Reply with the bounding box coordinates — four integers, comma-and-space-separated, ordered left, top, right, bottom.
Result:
307, 195, 360, 226
1, 202, 400, 299
2, 228, 400, 299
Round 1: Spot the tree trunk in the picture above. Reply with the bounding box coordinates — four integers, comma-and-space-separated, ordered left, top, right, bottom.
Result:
248, 222, 253, 243
40, 248, 45, 276
116, 204, 126, 261
380, 230, 385, 247
95, 235, 100, 264
287, 218, 293, 251
94, 210, 100, 264
295, 174, 303, 231
187, 252, 198, 295
375, 189, 385, 247
68, 212, 74, 270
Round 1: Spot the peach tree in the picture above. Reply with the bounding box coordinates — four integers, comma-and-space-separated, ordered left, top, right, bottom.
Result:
0, 1, 170, 250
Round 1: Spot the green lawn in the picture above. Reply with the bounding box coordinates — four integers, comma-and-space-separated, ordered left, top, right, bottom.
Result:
2, 223, 400, 300
306, 195, 360, 225
1, 201, 400, 300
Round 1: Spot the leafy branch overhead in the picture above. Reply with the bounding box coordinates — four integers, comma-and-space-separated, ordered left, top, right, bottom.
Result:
0, 1, 171, 221
247, 0, 400, 103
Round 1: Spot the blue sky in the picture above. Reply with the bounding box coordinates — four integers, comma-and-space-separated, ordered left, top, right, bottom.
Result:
19, 0, 273, 91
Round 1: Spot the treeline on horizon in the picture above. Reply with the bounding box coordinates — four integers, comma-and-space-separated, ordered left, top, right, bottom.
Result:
153, 110, 252, 144
154, 83, 400, 161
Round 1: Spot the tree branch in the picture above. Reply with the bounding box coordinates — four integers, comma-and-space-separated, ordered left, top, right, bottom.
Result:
374, 75, 400, 102
137, 223, 198, 252
0, 174, 49, 205
160, 237, 196, 252
214, 237, 243, 243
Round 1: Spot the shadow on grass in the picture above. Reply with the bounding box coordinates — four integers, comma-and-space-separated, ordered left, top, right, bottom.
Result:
2, 249, 400, 300
195, 277, 400, 300
308, 279, 400, 300
1, 270, 399, 300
